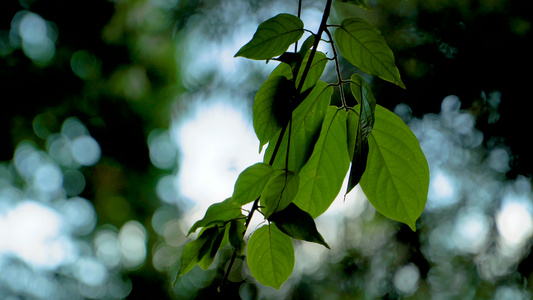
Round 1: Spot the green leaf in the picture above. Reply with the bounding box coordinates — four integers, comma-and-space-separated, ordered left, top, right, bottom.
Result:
292, 106, 351, 218
334, 18, 405, 88
338, 0, 373, 11
264, 82, 333, 173
187, 198, 242, 236
253, 75, 296, 151
235, 13, 304, 60
229, 219, 246, 255
360, 105, 429, 230
269, 203, 330, 249
261, 171, 300, 218
247, 224, 294, 289
232, 163, 274, 205
346, 74, 376, 194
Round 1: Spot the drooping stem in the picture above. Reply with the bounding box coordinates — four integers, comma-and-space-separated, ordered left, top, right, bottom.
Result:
324, 27, 347, 108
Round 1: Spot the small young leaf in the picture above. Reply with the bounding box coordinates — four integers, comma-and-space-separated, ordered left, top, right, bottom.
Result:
338, 0, 373, 11
269, 203, 330, 249
232, 163, 274, 205
296, 51, 329, 93
264, 82, 333, 173
187, 198, 242, 236
253, 75, 295, 151
334, 18, 405, 88
298, 35, 316, 58
292, 106, 351, 218
270, 50, 328, 94
247, 224, 294, 289
261, 171, 300, 218
360, 105, 429, 230
229, 219, 246, 255
235, 13, 304, 60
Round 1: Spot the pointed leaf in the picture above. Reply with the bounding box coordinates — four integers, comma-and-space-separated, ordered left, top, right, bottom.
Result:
298, 35, 316, 58
334, 17, 405, 88
338, 0, 373, 11
264, 82, 333, 173
261, 171, 300, 218
346, 74, 376, 194
292, 106, 351, 218
253, 76, 296, 151
269, 203, 330, 249
360, 105, 429, 230
247, 224, 294, 289
187, 198, 242, 236
235, 13, 304, 60
232, 163, 274, 205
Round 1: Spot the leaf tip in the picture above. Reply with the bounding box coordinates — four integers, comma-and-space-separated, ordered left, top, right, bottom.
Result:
406, 220, 417, 232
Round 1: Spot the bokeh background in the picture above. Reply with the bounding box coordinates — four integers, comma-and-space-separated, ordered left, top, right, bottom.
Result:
1, 0, 533, 299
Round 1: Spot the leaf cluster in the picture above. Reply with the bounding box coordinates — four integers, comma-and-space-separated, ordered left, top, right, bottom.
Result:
175, 0, 429, 290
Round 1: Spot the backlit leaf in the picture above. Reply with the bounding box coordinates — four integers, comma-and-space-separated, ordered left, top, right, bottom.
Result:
187, 198, 242, 236
292, 106, 351, 218
269, 203, 330, 249
232, 163, 274, 205
247, 224, 294, 289
334, 18, 405, 88
360, 105, 429, 230
235, 13, 304, 60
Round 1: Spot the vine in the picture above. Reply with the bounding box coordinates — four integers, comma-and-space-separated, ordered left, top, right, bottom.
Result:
174, 0, 429, 290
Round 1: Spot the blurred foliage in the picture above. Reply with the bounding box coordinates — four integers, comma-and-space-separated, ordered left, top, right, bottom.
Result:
1, 0, 533, 299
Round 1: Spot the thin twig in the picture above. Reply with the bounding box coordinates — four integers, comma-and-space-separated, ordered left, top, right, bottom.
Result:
324, 27, 347, 108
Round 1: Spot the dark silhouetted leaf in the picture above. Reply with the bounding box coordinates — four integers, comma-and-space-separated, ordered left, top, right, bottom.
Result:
269, 203, 330, 249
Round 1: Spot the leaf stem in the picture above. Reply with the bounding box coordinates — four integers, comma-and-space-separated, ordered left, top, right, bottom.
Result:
324, 27, 347, 108
296, 0, 333, 94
